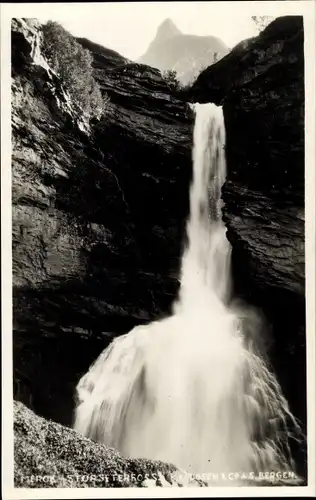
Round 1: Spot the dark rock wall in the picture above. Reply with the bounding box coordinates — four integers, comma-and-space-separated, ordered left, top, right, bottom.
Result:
190, 16, 306, 475
12, 18, 193, 425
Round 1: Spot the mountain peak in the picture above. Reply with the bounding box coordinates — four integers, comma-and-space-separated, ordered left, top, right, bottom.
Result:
138, 18, 229, 86
155, 18, 181, 42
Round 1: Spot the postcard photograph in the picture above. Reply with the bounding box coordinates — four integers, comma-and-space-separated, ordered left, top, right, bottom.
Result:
1, 1, 315, 498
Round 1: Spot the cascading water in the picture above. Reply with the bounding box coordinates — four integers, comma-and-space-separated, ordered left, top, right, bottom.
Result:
74, 103, 303, 485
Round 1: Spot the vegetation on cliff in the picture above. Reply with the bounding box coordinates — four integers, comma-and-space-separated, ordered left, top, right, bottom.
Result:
42, 21, 106, 121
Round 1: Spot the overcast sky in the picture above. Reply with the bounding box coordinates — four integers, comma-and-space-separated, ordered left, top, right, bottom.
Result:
0, 1, 301, 61
29, 1, 295, 60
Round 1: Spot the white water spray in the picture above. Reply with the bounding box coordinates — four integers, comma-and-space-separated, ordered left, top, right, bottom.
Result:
74, 103, 302, 484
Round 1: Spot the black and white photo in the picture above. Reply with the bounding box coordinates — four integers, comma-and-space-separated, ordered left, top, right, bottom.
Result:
1, 1, 315, 498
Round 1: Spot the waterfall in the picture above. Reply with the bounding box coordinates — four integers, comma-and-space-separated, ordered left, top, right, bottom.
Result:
175, 102, 231, 311
74, 103, 302, 484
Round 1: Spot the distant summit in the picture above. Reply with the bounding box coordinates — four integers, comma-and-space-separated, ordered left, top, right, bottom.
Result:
154, 18, 182, 42
138, 19, 229, 85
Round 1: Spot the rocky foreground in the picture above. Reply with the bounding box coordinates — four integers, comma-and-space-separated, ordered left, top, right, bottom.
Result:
14, 401, 202, 488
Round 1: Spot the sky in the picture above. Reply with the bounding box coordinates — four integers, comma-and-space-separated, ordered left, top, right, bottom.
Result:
31, 2, 288, 60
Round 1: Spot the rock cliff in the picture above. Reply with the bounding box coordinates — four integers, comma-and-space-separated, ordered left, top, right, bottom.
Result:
12, 17, 193, 426
189, 15, 306, 474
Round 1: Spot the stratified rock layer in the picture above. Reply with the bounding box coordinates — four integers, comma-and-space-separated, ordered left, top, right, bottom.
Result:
12, 18, 193, 425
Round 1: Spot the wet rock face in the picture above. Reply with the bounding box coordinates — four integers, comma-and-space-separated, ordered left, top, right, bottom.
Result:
190, 16, 306, 474
12, 18, 193, 425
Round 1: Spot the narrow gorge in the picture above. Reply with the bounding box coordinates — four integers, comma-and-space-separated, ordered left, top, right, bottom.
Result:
11, 15, 306, 487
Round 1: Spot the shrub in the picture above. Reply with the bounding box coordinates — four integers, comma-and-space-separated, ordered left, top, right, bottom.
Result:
162, 69, 180, 91
251, 16, 276, 33
41, 21, 105, 121
162, 61, 216, 99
